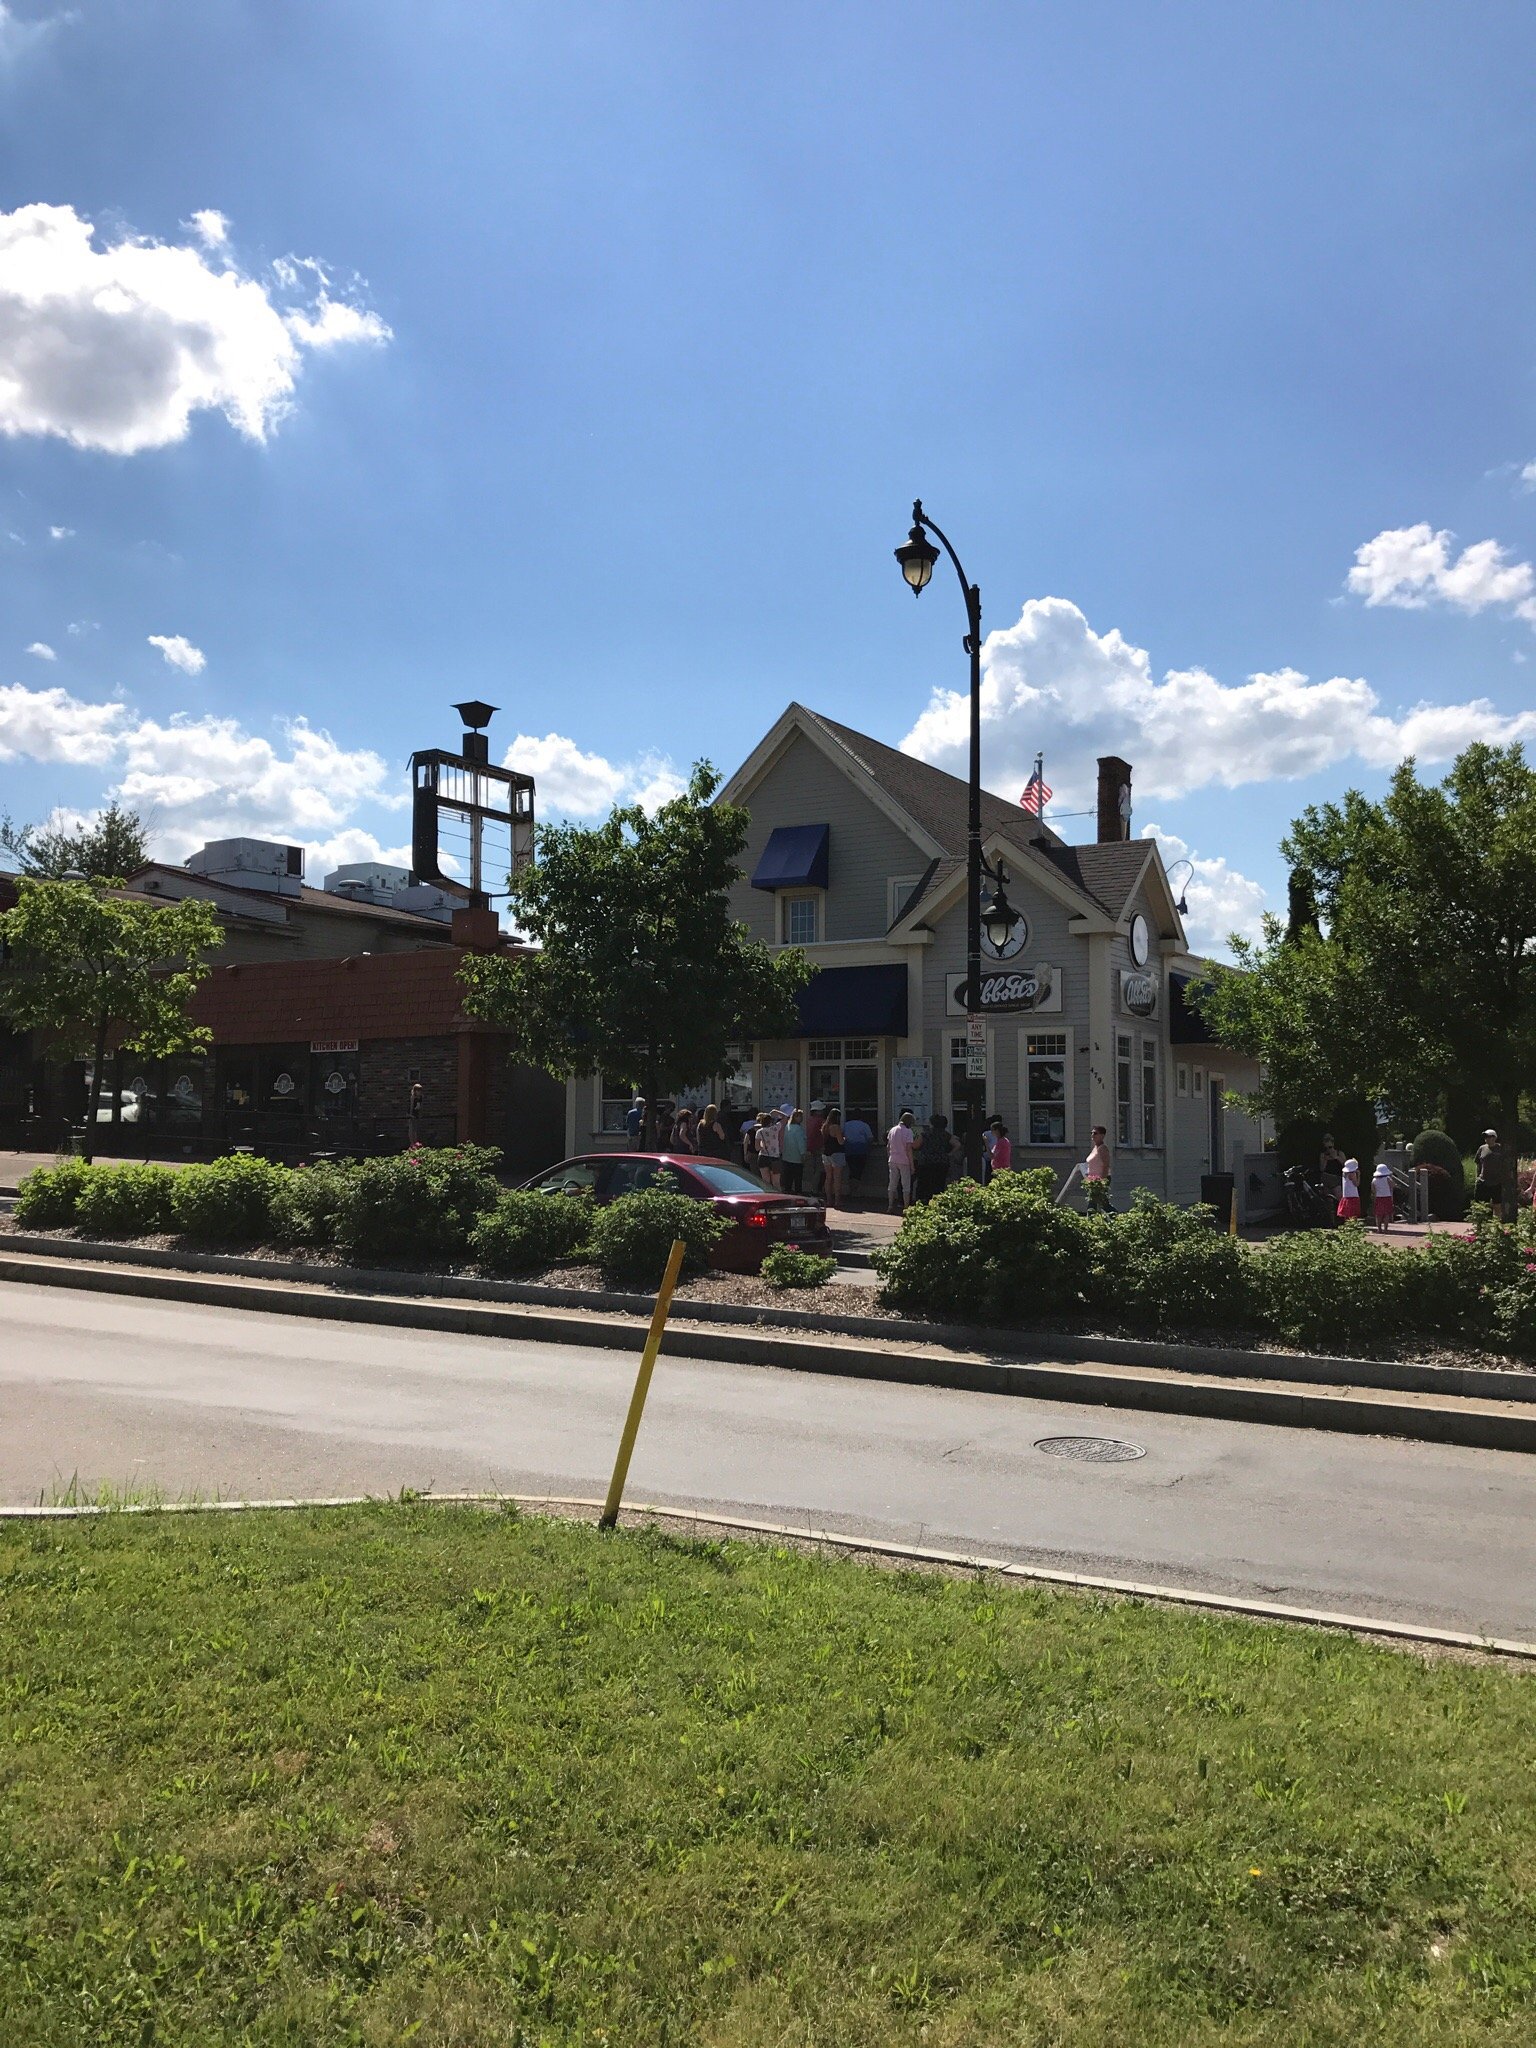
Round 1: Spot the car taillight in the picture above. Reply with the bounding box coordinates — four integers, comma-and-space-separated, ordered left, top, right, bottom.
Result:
741, 1207, 771, 1227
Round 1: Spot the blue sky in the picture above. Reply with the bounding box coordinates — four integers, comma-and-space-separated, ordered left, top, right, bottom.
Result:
2, 0, 1535, 951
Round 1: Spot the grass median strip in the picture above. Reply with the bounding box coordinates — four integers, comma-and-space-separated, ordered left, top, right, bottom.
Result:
4, 1505, 1536, 2045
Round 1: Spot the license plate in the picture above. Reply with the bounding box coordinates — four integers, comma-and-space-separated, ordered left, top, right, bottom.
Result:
788, 1216, 807, 1234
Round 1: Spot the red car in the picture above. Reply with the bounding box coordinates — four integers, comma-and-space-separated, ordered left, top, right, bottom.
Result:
517, 1152, 833, 1273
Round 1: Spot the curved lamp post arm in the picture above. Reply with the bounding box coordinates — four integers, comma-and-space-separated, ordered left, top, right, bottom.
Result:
910, 500, 981, 643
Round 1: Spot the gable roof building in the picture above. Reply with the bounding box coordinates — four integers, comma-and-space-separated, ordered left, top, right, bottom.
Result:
572, 701, 1267, 1204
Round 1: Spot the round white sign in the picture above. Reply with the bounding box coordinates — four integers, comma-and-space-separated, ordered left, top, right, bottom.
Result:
1129, 912, 1150, 967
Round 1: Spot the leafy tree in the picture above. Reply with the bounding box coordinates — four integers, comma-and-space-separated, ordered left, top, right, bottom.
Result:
459, 763, 810, 1141
1193, 744, 1536, 1210
0, 880, 222, 1161
0, 802, 149, 883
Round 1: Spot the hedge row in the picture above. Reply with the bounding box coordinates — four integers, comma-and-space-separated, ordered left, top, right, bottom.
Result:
12, 1150, 733, 1289
873, 1168, 1536, 1359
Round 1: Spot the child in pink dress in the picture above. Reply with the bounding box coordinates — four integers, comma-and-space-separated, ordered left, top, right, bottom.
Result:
1337, 1158, 1362, 1222
1371, 1159, 1395, 1232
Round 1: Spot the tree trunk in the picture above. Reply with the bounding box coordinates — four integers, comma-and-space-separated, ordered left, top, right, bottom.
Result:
83, 1013, 108, 1166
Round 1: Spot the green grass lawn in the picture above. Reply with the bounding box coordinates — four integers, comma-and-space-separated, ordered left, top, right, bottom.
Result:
3, 1507, 1535, 2046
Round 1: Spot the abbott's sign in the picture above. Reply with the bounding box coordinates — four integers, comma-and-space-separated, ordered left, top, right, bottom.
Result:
947, 964, 1062, 1017
1119, 968, 1159, 1018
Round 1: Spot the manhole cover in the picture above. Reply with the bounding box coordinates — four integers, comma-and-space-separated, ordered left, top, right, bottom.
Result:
1035, 1435, 1146, 1464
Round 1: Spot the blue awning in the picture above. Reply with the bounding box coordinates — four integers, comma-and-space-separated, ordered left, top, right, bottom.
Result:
794, 963, 908, 1038
751, 823, 829, 893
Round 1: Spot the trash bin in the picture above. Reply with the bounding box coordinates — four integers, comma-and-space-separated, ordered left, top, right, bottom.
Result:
1199, 1172, 1235, 1227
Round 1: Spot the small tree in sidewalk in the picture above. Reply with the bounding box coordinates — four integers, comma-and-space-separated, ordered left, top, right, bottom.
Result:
0, 878, 222, 1162
459, 763, 810, 1143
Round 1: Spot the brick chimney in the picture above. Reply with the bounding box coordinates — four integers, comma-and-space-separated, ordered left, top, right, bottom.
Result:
1096, 756, 1132, 843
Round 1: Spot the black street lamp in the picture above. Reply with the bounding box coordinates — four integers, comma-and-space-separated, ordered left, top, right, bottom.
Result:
893, 498, 989, 1180
1164, 858, 1193, 918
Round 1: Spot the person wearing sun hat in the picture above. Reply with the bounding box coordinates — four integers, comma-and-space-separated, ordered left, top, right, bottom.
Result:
1337, 1156, 1362, 1222
1474, 1129, 1508, 1213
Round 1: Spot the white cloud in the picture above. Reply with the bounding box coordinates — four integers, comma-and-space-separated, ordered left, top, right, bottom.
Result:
0, 680, 395, 860
503, 732, 684, 817
0, 202, 390, 455
1346, 523, 1536, 621
1145, 824, 1269, 961
147, 632, 206, 675
24, 639, 54, 660
47, 522, 71, 539
901, 593, 1536, 814
186, 209, 229, 250
0, 3, 64, 63
1520, 461, 1536, 492
0, 681, 125, 766
66, 618, 96, 635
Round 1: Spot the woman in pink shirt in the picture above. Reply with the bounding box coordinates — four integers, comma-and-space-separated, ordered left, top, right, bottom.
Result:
990, 1122, 1012, 1172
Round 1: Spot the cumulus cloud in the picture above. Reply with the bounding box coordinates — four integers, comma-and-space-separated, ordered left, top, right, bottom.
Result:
147, 632, 206, 675
0, 679, 396, 861
1346, 523, 1536, 622
504, 732, 684, 817
0, 202, 390, 454
24, 639, 54, 660
1520, 462, 1536, 492
901, 593, 1536, 814
47, 522, 71, 539
185, 209, 228, 249
1144, 823, 1269, 961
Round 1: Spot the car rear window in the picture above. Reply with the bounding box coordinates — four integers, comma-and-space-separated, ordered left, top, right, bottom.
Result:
688, 1163, 772, 1195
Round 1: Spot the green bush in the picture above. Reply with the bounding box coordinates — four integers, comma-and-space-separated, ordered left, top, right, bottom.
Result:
337, 1145, 503, 1264
1253, 1224, 1443, 1354
874, 1168, 1094, 1323
169, 1153, 285, 1246
74, 1162, 177, 1239
587, 1183, 727, 1289
471, 1190, 593, 1276
760, 1244, 838, 1289
13, 1157, 92, 1230
269, 1160, 357, 1250
1410, 1130, 1467, 1219
1088, 1192, 1254, 1331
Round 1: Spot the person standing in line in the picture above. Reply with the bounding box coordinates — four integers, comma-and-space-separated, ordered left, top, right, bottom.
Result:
756, 1109, 782, 1189
696, 1103, 730, 1160
780, 1108, 808, 1193
820, 1110, 847, 1211
407, 1079, 423, 1147
1337, 1156, 1362, 1222
842, 1109, 873, 1199
914, 1112, 951, 1202
804, 1099, 828, 1197
625, 1095, 646, 1143
672, 1107, 696, 1154
886, 1109, 917, 1212
1083, 1124, 1112, 1209
740, 1110, 759, 1174
982, 1116, 1004, 1182
990, 1122, 1013, 1173
655, 1100, 675, 1148
1371, 1156, 1395, 1233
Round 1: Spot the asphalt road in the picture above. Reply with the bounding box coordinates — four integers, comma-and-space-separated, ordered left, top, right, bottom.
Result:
3, 1280, 1535, 1641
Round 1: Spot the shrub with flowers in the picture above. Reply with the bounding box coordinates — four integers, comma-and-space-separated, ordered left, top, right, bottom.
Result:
336, 1145, 503, 1264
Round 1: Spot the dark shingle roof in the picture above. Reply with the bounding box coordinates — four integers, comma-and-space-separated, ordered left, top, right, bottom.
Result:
1039, 841, 1155, 919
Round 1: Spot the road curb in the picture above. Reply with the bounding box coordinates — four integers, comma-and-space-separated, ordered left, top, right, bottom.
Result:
4, 1245, 1536, 1455
3, 1489, 1532, 1661
2, 1229, 1529, 1406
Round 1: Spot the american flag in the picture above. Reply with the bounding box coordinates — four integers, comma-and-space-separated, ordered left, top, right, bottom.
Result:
1020, 760, 1052, 816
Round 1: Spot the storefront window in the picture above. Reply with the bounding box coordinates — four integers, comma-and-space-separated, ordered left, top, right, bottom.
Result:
598, 1074, 638, 1134
720, 1043, 754, 1113
805, 1040, 880, 1125
1116, 1032, 1134, 1146
1025, 1032, 1068, 1145
260, 1046, 307, 1122
1141, 1039, 1159, 1147
311, 1048, 358, 1129
164, 1057, 206, 1134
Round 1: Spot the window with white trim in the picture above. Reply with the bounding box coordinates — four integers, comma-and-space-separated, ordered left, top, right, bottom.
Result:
1116, 1032, 1134, 1146
598, 1074, 639, 1135
1141, 1037, 1159, 1147
888, 875, 923, 926
781, 892, 821, 945
1024, 1031, 1069, 1146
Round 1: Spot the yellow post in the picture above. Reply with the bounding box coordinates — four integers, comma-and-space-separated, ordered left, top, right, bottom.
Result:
599, 1237, 687, 1531
1229, 1188, 1239, 1237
